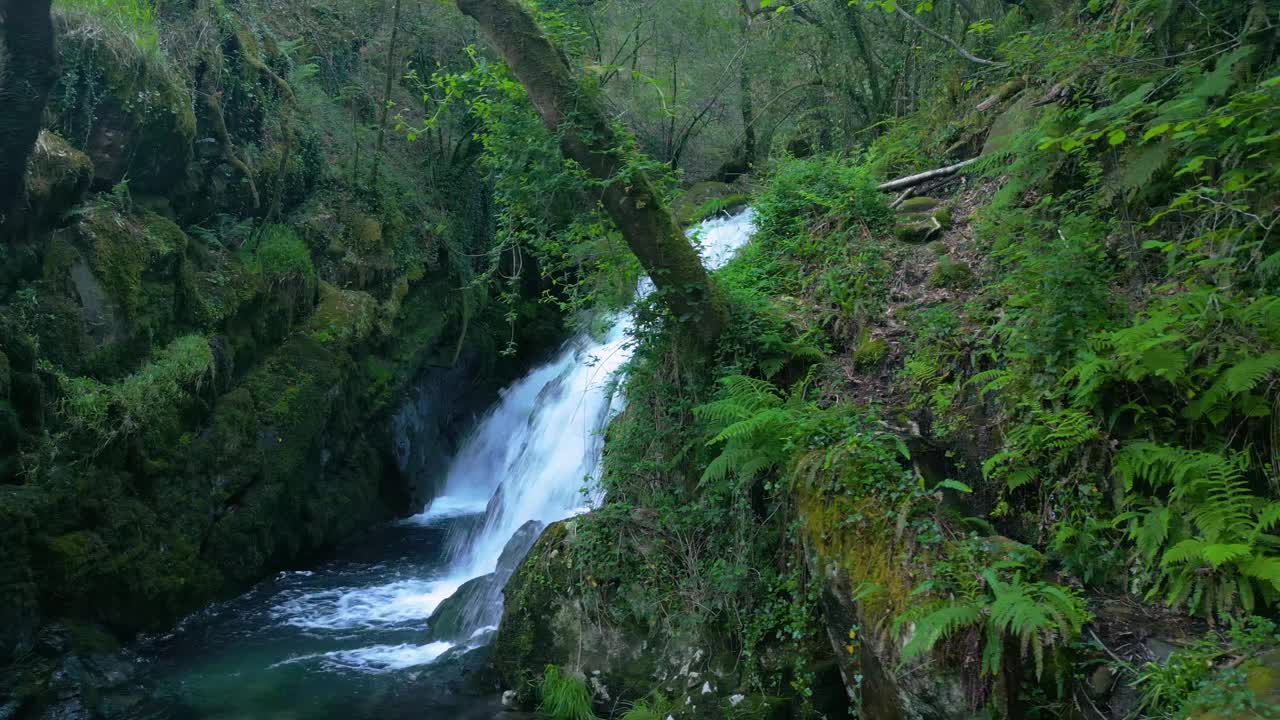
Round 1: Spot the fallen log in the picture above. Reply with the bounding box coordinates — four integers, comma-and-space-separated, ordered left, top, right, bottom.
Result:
878, 157, 981, 193
976, 79, 1025, 112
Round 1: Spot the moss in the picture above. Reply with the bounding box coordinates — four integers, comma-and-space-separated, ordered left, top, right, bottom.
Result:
82, 207, 180, 320
797, 488, 923, 622
928, 256, 975, 289
250, 224, 315, 282
897, 196, 941, 214
492, 520, 577, 707
43, 531, 110, 589
307, 282, 378, 346
347, 213, 384, 253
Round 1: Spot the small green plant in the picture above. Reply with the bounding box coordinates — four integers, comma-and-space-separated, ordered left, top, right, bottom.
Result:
539, 665, 595, 720
247, 224, 314, 283
618, 693, 673, 720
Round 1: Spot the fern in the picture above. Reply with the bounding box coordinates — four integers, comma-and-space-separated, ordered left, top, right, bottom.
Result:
897, 565, 1087, 682
695, 375, 803, 488
1116, 443, 1280, 617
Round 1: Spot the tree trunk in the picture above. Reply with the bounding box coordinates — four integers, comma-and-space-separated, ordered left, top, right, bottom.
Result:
0, 0, 57, 232
370, 0, 403, 186
454, 0, 727, 346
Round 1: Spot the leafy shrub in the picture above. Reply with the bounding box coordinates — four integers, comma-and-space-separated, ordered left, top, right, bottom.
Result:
247, 224, 314, 283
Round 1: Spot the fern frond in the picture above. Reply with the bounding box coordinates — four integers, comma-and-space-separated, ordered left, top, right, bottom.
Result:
899, 603, 983, 663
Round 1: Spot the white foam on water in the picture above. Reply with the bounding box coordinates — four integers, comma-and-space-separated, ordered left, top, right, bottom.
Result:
273, 642, 455, 674
405, 495, 490, 524
271, 578, 463, 631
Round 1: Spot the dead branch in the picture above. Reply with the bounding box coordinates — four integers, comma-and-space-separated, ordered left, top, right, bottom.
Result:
878, 157, 981, 193
975, 78, 1025, 111
893, 5, 1004, 68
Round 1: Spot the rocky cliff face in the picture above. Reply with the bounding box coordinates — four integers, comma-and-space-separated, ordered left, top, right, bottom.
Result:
0, 4, 560, 715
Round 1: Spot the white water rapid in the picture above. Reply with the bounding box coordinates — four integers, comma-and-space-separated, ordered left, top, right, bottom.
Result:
269, 209, 756, 671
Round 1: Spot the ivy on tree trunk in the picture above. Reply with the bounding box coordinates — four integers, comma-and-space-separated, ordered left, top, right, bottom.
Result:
455, 0, 728, 348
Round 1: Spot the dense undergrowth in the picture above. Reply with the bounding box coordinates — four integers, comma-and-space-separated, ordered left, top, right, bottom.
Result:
534, 1, 1280, 718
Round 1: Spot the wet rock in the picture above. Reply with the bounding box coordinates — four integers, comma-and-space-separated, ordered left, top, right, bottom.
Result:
496, 520, 545, 576
428, 574, 503, 642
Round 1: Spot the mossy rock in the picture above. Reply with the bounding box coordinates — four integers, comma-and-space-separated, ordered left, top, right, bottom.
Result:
1188, 651, 1280, 720
897, 197, 942, 214
928, 256, 975, 289
306, 283, 378, 347
25, 131, 94, 225
52, 13, 196, 193
671, 182, 748, 226
896, 217, 944, 244
895, 197, 952, 244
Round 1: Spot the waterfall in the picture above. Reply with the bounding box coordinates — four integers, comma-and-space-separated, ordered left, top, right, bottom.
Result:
272, 209, 757, 669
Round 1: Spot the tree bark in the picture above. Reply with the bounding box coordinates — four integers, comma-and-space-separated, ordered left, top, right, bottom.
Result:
0, 0, 57, 231
893, 4, 1003, 68
454, 0, 727, 346
370, 0, 403, 186
877, 157, 980, 192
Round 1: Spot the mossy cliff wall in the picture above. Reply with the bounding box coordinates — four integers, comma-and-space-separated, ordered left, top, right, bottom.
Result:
0, 2, 562, 707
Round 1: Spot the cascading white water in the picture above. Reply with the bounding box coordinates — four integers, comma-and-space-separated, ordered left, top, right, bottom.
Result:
419, 208, 756, 578
269, 209, 756, 669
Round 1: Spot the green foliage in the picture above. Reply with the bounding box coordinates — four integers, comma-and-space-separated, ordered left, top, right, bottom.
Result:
1113, 443, 1280, 618
618, 694, 673, 720
539, 665, 596, 720
55, 0, 160, 53
244, 225, 314, 283
1130, 617, 1280, 719
58, 335, 215, 449
897, 538, 1089, 683
695, 375, 804, 490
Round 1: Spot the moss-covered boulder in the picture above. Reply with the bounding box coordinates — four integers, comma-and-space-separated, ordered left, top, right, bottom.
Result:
797, 485, 970, 720
38, 206, 187, 377
894, 197, 952, 244
25, 131, 94, 228
52, 12, 196, 194
492, 518, 663, 709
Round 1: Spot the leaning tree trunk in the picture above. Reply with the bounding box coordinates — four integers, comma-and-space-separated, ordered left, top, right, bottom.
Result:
0, 0, 57, 232
455, 0, 728, 347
